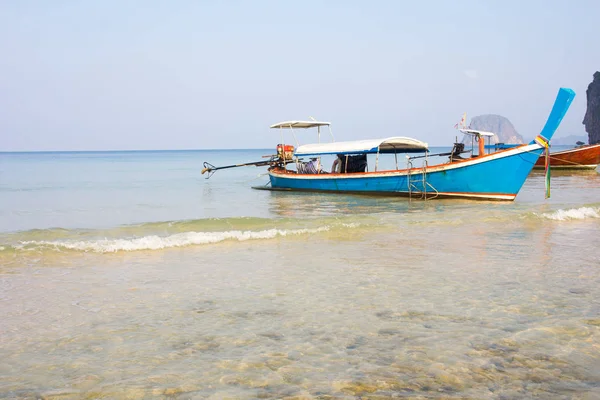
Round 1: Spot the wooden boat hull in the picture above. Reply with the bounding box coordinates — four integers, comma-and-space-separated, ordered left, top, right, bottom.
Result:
533, 143, 600, 170
267, 144, 543, 201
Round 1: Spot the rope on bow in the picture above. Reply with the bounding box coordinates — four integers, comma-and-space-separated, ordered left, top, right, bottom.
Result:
535, 135, 551, 199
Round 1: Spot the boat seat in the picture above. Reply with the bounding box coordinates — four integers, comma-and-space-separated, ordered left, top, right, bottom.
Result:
297, 159, 322, 174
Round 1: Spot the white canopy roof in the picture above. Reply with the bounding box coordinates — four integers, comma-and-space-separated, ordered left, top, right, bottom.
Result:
460, 129, 495, 137
294, 137, 428, 156
270, 120, 331, 129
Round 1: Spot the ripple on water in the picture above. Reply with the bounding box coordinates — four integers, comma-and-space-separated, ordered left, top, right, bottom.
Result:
2, 206, 600, 399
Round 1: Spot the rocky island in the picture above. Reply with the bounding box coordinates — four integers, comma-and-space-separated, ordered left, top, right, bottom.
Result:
583, 71, 600, 145
463, 114, 525, 144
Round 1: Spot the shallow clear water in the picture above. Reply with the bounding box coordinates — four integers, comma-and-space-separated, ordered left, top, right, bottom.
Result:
1, 150, 599, 399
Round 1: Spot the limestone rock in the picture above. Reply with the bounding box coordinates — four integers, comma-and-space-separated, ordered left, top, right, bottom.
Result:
463, 114, 525, 144
583, 71, 600, 145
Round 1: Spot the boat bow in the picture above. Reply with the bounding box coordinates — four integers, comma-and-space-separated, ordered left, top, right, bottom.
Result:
532, 88, 576, 145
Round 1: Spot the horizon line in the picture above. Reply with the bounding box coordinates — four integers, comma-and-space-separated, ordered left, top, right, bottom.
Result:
1, 136, 586, 154
0, 144, 453, 153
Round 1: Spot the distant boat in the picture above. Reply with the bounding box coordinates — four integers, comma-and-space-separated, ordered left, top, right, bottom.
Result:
202, 88, 576, 201
533, 143, 600, 170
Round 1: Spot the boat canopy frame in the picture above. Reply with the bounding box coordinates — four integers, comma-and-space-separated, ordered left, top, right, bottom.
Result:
270, 120, 334, 146
459, 128, 496, 156
294, 137, 429, 156
270, 120, 429, 172
295, 137, 429, 172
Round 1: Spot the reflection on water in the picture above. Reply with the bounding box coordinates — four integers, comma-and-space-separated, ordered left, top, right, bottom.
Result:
264, 189, 506, 220
266, 191, 416, 218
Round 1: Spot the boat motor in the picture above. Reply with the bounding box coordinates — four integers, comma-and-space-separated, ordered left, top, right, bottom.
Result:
277, 144, 295, 161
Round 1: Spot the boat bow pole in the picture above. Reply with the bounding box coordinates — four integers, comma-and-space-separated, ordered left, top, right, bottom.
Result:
530, 87, 576, 198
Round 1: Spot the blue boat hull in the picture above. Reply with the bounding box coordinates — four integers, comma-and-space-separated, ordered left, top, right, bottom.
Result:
267, 144, 544, 200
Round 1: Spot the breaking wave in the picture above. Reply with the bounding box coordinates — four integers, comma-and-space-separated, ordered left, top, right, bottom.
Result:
0, 216, 371, 254
14, 227, 331, 253
538, 207, 600, 221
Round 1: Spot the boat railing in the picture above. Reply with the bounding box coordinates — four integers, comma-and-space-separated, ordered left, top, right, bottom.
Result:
422, 160, 439, 200
407, 159, 439, 201
407, 159, 414, 199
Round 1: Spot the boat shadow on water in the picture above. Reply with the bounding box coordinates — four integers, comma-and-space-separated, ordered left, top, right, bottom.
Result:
263, 189, 501, 218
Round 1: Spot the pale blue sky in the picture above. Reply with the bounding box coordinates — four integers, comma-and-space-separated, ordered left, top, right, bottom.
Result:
1, 0, 599, 151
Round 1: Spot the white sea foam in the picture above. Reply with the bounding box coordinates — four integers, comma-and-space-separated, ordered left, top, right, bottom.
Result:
539, 207, 600, 221
18, 227, 331, 253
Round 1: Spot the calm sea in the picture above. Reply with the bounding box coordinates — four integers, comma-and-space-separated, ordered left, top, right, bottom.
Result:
1, 148, 599, 399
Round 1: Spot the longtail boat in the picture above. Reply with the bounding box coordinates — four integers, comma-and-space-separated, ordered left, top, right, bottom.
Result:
202, 88, 575, 201
533, 143, 600, 170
